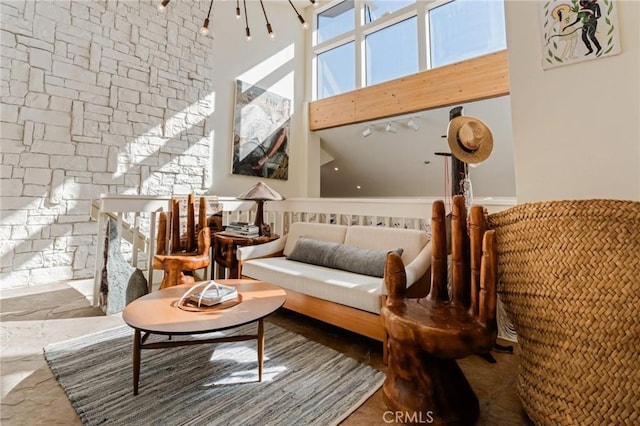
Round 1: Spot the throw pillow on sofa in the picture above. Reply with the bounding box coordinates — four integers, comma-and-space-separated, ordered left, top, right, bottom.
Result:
287, 237, 403, 278
286, 237, 341, 268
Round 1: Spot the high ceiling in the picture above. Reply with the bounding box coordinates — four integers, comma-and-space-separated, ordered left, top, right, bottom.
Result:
316, 96, 516, 198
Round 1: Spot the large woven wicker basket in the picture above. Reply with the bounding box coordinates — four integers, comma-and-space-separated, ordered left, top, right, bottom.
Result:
488, 199, 640, 425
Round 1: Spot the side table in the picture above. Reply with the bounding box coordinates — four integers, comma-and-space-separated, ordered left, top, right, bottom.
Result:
212, 233, 279, 279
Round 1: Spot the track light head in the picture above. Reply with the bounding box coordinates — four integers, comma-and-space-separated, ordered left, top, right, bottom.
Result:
385, 122, 397, 133
362, 126, 372, 137
407, 117, 419, 131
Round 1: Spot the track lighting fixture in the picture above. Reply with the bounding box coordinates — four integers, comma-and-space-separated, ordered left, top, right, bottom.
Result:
259, 0, 275, 39
407, 117, 420, 131
385, 122, 398, 133
362, 126, 372, 137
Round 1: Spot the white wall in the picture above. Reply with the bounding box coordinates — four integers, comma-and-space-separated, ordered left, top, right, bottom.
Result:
0, 0, 217, 287
0, 0, 308, 288
505, 0, 640, 202
207, 1, 308, 199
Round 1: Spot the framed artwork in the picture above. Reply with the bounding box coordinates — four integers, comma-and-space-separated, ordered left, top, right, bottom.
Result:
232, 80, 291, 180
540, 0, 621, 70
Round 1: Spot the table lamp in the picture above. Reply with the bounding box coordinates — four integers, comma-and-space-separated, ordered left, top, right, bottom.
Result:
236, 181, 284, 236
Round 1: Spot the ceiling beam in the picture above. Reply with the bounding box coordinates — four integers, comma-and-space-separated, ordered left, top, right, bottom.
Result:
309, 50, 510, 131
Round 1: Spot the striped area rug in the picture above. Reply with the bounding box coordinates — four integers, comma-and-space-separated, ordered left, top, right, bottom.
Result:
44, 322, 384, 426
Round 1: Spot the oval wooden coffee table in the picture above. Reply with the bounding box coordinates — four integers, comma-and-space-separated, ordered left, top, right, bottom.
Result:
123, 279, 286, 395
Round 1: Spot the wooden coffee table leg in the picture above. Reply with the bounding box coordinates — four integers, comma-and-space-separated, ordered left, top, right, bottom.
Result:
257, 319, 264, 382
133, 329, 141, 395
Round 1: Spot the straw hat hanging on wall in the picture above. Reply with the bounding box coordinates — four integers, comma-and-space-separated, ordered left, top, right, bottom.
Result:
447, 116, 494, 164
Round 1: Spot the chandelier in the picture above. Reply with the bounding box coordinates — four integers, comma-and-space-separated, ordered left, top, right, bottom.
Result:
157, 0, 318, 38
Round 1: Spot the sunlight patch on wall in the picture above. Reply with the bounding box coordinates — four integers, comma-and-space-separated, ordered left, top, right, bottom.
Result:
111, 92, 216, 194
164, 91, 215, 139
238, 44, 295, 99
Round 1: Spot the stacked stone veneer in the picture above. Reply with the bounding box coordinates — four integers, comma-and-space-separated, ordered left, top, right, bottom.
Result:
0, 0, 213, 287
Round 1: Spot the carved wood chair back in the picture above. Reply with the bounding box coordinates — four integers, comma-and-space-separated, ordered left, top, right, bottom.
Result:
153, 194, 211, 289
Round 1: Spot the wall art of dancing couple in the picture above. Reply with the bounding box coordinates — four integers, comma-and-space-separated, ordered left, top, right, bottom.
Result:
540, 0, 621, 70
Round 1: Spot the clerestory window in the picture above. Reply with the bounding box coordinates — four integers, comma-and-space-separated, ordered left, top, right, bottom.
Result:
312, 0, 506, 100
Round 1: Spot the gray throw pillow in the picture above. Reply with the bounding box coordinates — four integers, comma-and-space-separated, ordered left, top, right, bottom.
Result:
287, 237, 341, 268
334, 245, 403, 278
287, 237, 403, 278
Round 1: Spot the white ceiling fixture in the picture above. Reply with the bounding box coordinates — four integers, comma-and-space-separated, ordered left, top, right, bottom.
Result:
407, 116, 420, 131
385, 122, 397, 133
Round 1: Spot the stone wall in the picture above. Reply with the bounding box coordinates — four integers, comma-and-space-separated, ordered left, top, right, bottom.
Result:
0, 0, 213, 287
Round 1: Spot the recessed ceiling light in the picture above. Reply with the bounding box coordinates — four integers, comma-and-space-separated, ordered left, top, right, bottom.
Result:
356, 185, 361, 189
334, 167, 339, 171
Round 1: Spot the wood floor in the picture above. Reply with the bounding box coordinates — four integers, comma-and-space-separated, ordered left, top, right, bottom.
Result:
0, 281, 531, 425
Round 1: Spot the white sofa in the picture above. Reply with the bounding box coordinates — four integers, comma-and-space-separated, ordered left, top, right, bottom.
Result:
237, 222, 432, 346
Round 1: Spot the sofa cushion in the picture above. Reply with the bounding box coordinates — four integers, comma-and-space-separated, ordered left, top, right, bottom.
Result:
283, 222, 348, 257
241, 257, 384, 314
287, 237, 403, 278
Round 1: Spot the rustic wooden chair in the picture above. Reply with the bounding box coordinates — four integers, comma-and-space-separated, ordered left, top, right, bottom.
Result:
152, 194, 211, 290
381, 195, 497, 425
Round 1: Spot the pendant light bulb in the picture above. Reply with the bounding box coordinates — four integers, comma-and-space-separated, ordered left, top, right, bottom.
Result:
200, 21, 210, 35
201, 0, 213, 36
297, 15, 308, 29
157, 0, 170, 11
289, 0, 308, 30
242, 0, 251, 41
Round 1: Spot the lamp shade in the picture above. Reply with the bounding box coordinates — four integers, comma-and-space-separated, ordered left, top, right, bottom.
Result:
236, 181, 285, 201
236, 181, 284, 237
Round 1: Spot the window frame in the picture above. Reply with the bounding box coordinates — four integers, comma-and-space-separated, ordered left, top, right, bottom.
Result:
311, 0, 505, 100
363, 14, 420, 87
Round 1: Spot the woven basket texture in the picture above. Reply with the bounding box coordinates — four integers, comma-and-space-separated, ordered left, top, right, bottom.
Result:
488, 199, 640, 426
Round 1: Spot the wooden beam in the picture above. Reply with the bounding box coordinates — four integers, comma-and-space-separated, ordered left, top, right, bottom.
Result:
309, 50, 510, 131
